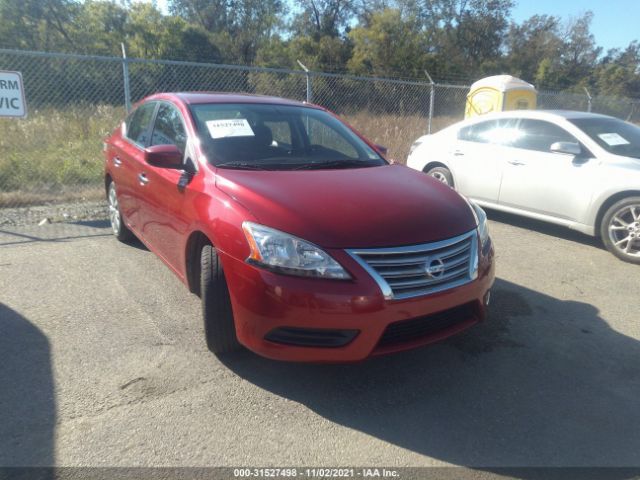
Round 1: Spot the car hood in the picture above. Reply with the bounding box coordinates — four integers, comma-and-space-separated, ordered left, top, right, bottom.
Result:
215, 164, 476, 248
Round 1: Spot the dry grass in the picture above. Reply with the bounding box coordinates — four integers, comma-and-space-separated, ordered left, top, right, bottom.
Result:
343, 112, 460, 163
0, 104, 123, 204
0, 186, 104, 208
0, 105, 459, 208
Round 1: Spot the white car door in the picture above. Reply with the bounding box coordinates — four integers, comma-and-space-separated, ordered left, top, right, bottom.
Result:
451, 118, 516, 203
498, 119, 598, 222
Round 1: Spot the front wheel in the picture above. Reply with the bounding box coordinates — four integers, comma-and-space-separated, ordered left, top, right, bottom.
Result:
107, 181, 134, 242
600, 196, 640, 264
425, 166, 453, 187
200, 244, 241, 354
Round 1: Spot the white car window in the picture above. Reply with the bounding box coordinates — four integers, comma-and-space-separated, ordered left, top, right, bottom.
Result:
459, 119, 520, 146
513, 119, 577, 153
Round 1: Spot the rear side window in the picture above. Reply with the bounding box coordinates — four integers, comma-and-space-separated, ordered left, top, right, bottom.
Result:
513, 119, 577, 152
151, 103, 187, 154
458, 119, 519, 146
126, 102, 156, 147
459, 120, 497, 143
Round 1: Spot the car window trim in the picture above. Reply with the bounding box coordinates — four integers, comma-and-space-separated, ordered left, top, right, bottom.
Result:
124, 101, 159, 150
151, 100, 200, 173
151, 100, 189, 151
514, 118, 593, 157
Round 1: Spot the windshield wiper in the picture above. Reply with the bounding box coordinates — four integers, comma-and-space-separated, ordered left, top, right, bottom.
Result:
292, 160, 376, 170
215, 162, 267, 170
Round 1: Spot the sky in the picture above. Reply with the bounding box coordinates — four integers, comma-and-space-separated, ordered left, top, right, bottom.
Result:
511, 0, 639, 52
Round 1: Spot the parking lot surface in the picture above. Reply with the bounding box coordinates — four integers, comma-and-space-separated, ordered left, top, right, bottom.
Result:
1, 212, 639, 468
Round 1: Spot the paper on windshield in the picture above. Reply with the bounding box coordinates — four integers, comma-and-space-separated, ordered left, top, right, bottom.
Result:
598, 133, 630, 146
206, 119, 254, 139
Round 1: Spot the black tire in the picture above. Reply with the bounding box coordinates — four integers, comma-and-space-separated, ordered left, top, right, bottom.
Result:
425, 166, 454, 187
200, 244, 241, 354
107, 181, 134, 243
600, 196, 640, 264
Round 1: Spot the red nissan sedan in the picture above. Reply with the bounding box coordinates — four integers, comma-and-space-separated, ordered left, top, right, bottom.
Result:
104, 93, 495, 362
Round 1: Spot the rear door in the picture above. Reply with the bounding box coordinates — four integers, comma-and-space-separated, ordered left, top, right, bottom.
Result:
108, 101, 157, 232
498, 119, 598, 221
450, 118, 517, 203
137, 101, 192, 270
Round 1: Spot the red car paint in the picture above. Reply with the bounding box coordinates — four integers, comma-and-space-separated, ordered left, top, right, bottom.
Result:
104, 92, 495, 362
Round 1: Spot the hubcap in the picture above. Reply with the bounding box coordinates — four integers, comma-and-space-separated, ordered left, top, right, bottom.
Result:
608, 205, 640, 257
430, 171, 449, 185
108, 185, 121, 235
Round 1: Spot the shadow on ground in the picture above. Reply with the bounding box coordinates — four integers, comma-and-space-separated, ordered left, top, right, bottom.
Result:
220, 278, 640, 471
0, 220, 147, 250
0, 303, 55, 466
485, 208, 603, 250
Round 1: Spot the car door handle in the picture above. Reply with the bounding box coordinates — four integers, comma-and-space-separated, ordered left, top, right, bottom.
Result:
138, 173, 149, 185
113, 156, 122, 167
453, 150, 465, 156
507, 160, 526, 166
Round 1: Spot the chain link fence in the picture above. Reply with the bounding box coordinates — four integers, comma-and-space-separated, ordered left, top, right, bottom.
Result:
1, 48, 639, 220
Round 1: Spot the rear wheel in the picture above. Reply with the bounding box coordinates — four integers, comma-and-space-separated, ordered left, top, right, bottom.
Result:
200, 244, 241, 354
425, 166, 453, 187
600, 196, 640, 264
107, 181, 134, 242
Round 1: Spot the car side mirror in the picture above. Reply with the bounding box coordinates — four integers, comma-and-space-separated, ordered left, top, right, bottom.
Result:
550, 141, 581, 156
374, 144, 388, 156
144, 144, 183, 169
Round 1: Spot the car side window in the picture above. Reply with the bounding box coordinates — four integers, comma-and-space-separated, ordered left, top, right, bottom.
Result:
264, 120, 292, 148
151, 103, 187, 154
458, 120, 496, 143
458, 119, 520, 146
513, 119, 577, 153
304, 116, 359, 159
126, 102, 156, 147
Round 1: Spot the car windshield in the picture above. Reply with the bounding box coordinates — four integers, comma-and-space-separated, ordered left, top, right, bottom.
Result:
569, 117, 640, 159
189, 103, 386, 170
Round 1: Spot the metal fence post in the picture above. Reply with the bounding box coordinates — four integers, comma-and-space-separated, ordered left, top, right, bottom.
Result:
584, 87, 592, 113
121, 43, 132, 112
297, 60, 312, 103
424, 70, 435, 134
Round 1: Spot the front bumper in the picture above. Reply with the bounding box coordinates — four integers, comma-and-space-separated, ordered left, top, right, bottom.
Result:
220, 239, 495, 362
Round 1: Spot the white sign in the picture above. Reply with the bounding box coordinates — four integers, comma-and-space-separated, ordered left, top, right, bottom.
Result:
598, 132, 630, 146
206, 119, 254, 139
0, 70, 27, 118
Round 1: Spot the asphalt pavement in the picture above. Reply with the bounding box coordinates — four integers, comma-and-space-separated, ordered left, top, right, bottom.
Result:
1, 212, 639, 470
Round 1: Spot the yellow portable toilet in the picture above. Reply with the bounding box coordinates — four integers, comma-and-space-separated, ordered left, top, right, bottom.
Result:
465, 75, 537, 119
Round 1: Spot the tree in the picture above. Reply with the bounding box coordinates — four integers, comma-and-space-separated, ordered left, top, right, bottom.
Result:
534, 11, 601, 90
505, 14, 562, 83
348, 8, 429, 77
168, 0, 285, 64
291, 0, 356, 39
0, 0, 77, 51
592, 42, 640, 97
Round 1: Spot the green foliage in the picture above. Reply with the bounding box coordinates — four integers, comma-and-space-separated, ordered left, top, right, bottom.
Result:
348, 8, 429, 77
0, 0, 639, 97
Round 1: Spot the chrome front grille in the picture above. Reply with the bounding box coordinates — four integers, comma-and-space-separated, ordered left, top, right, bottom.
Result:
347, 230, 478, 300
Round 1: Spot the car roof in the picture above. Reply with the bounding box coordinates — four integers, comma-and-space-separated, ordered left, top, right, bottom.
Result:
467, 109, 615, 122
145, 92, 318, 108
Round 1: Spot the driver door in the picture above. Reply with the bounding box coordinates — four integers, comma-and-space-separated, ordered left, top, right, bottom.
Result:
137, 101, 193, 271
498, 119, 598, 222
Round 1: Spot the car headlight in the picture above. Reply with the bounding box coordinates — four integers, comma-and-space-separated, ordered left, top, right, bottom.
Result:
242, 222, 350, 279
468, 201, 490, 248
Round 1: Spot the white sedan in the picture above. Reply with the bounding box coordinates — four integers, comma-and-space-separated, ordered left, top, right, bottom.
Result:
407, 110, 640, 264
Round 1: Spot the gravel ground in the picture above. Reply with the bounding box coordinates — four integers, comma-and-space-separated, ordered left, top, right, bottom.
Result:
0, 201, 108, 227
